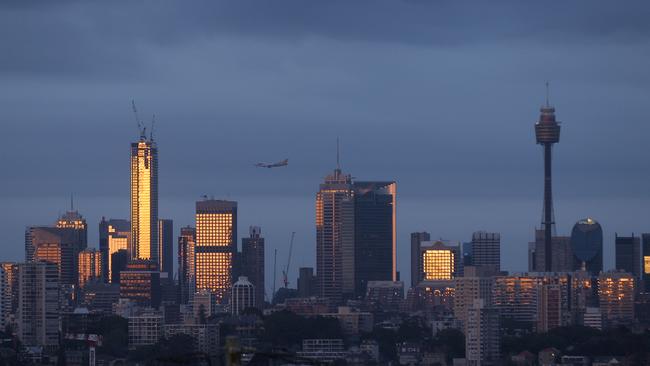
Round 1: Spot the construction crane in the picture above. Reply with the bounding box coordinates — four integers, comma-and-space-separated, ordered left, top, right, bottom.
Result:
131, 100, 146, 139
282, 232, 296, 288
272, 249, 277, 303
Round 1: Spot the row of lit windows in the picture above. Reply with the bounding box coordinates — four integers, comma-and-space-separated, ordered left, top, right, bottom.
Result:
422, 250, 454, 280
196, 213, 233, 247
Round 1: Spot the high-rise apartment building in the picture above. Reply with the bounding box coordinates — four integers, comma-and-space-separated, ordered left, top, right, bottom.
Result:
598, 271, 635, 327
465, 299, 500, 366
0, 263, 18, 329
178, 226, 196, 304
454, 266, 496, 330
78, 248, 102, 288
195, 199, 237, 303
231, 276, 256, 315
316, 165, 354, 302
537, 284, 563, 332
471, 232, 500, 272
241, 226, 264, 307
130, 134, 158, 263
410, 232, 431, 288
569, 218, 603, 275
99, 218, 130, 283
615, 234, 640, 278
17, 261, 60, 349
534, 90, 561, 272
352, 181, 396, 297
298, 267, 317, 298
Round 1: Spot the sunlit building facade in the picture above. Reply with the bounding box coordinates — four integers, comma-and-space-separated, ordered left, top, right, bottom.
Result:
119, 260, 161, 308
99, 218, 130, 283
195, 199, 237, 303
78, 248, 102, 288
0, 263, 18, 329
420, 241, 460, 281
598, 271, 635, 327
643, 234, 650, 293
316, 167, 354, 302
178, 226, 196, 304
130, 138, 158, 263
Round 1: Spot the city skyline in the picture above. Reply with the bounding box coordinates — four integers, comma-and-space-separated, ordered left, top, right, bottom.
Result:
2, 1, 650, 290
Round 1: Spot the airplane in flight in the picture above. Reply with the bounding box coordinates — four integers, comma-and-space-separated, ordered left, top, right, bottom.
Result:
255, 159, 288, 168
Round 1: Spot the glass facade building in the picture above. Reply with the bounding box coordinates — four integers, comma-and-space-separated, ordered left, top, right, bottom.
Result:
241, 226, 265, 307
130, 139, 158, 263
178, 226, 196, 304
99, 218, 130, 283
195, 199, 237, 303
570, 218, 603, 275
615, 234, 640, 278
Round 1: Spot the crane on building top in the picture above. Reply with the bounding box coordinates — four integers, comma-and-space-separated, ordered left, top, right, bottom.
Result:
131, 100, 146, 139
282, 232, 296, 288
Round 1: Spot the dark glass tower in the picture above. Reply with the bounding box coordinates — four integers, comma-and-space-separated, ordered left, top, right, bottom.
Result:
242, 226, 265, 307
177, 226, 196, 304
352, 181, 396, 297
642, 234, 650, 293
570, 218, 603, 275
410, 232, 430, 288
534, 86, 561, 272
158, 219, 174, 278
615, 233, 640, 278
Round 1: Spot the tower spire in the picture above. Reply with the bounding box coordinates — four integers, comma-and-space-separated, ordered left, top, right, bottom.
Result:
70, 193, 74, 212
336, 137, 340, 171
545, 81, 550, 107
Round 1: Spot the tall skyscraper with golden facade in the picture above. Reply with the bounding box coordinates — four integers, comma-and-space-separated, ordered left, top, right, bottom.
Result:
194, 199, 237, 303
130, 133, 158, 263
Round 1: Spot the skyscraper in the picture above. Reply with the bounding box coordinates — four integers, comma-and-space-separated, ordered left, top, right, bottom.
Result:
570, 218, 603, 275
410, 232, 430, 288
178, 226, 196, 304
316, 164, 354, 302
242, 226, 265, 307
17, 261, 60, 349
471, 232, 500, 272
195, 199, 237, 303
0, 263, 18, 330
130, 133, 158, 263
615, 234, 640, 278
352, 181, 396, 297
119, 260, 161, 308
642, 234, 650, 293
158, 219, 173, 278
534, 86, 561, 272
598, 271, 635, 327
531, 230, 573, 272
420, 241, 457, 281
78, 248, 102, 288
99, 218, 130, 282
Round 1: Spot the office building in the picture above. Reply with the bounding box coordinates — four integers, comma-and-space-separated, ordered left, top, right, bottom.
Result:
195, 199, 237, 303
410, 232, 431, 288
530, 230, 573, 272
26, 210, 88, 286
241, 226, 265, 307
193, 289, 216, 320
130, 133, 159, 263
158, 219, 173, 278
615, 234, 640, 278
471, 232, 500, 272
298, 267, 317, 298
534, 91, 561, 272
298, 339, 347, 362
111, 249, 128, 284
643, 234, 650, 293
365, 281, 404, 312
78, 248, 102, 288
17, 262, 60, 349
352, 181, 396, 296
128, 310, 163, 349
99, 218, 130, 283
465, 299, 500, 366
570, 218, 603, 275
598, 271, 635, 327
231, 276, 255, 315
419, 240, 461, 281
316, 162, 354, 302
582, 307, 603, 330
163, 323, 220, 356
119, 260, 161, 308
178, 226, 196, 304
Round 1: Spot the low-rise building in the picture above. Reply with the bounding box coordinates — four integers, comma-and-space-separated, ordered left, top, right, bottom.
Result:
163, 323, 220, 356
297, 339, 347, 362
128, 310, 163, 349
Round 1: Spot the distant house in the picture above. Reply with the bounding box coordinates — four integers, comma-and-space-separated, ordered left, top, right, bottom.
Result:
538, 347, 560, 366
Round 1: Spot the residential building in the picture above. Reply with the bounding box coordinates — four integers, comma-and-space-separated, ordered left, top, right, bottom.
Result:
466, 299, 500, 366
78, 248, 102, 288
231, 276, 255, 315
598, 271, 635, 327
130, 134, 159, 263
128, 310, 163, 349
17, 262, 60, 349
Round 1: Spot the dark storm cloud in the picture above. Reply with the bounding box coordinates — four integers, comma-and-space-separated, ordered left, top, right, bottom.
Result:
2, 1, 650, 78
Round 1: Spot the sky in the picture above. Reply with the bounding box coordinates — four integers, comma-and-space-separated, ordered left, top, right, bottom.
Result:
1, 1, 650, 294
